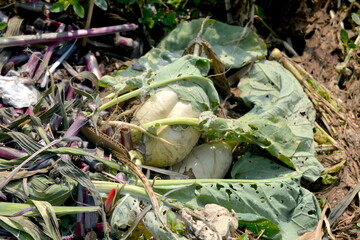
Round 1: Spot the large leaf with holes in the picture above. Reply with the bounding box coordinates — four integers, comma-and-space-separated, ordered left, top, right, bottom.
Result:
231, 152, 297, 180
110, 195, 141, 232
99, 18, 266, 90
154, 18, 267, 68
237, 60, 323, 181
199, 112, 299, 168
152, 176, 321, 240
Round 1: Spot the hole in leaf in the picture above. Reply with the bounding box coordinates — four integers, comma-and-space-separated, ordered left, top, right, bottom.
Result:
308, 210, 316, 215
248, 125, 258, 130
225, 189, 232, 197
216, 184, 224, 191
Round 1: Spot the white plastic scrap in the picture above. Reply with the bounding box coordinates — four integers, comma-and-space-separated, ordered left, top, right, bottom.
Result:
0, 76, 38, 108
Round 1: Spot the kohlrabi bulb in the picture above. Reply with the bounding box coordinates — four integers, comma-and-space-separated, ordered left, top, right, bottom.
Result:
132, 89, 201, 167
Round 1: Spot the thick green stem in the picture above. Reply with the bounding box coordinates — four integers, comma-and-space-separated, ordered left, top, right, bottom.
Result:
137, 174, 302, 186
98, 75, 210, 112
93, 181, 162, 200
141, 117, 200, 129
98, 88, 142, 112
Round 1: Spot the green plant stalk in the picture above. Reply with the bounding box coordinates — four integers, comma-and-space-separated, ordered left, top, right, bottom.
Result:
98, 75, 211, 112
93, 181, 162, 200
138, 174, 302, 187
0, 202, 99, 217
94, 174, 302, 203
141, 117, 200, 129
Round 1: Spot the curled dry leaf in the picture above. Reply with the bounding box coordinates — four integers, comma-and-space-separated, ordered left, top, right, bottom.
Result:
180, 204, 238, 240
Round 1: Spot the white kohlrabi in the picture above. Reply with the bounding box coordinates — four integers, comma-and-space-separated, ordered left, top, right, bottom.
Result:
131, 89, 201, 167
171, 141, 234, 179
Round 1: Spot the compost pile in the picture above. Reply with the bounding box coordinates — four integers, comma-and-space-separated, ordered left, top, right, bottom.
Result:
0, 1, 359, 240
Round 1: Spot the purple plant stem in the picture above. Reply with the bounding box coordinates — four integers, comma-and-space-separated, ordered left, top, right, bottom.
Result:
102, 171, 128, 184
0, 147, 28, 159
24, 52, 42, 78
34, 23, 66, 83
0, 24, 138, 48
66, 85, 75, 100
63, 115, 89, 139
84, 51, 102, 79
8, 52, 29, 65
120, 128, 133, 150
84, 195, 97, 230
34, 42, 56, 81
76, 184, 85, 237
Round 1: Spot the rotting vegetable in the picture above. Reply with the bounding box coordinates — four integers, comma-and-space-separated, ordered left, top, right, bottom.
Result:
131, 88, 202, 167
97, 54, 220, 168
171, 141, 235, 179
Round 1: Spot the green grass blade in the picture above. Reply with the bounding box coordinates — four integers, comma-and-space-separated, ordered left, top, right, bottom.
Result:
29, 200, 61, 240
0, 202, 100, 217
0, 216, 47, 240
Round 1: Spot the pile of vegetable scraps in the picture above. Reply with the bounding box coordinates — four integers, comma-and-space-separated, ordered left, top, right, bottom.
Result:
0, 18, 325, 240
91, 18, 324, 239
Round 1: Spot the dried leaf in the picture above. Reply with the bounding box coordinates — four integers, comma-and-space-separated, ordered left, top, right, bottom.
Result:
30, 200, 61, 240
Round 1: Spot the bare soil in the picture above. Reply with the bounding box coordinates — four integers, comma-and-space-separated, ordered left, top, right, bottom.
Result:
253, 1, 360, 238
